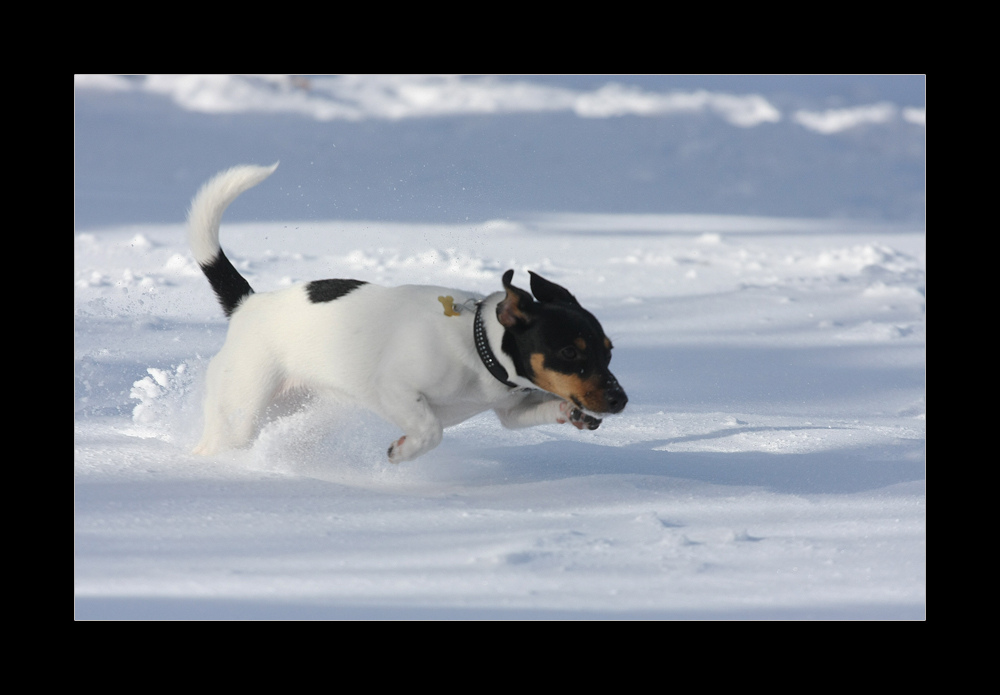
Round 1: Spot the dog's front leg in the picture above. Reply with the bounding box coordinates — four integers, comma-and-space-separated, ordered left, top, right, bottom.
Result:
379, 391, 444, 463
495, 392, 603, 431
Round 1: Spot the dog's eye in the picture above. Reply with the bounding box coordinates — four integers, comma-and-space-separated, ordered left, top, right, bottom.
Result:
560, 346, 579, 360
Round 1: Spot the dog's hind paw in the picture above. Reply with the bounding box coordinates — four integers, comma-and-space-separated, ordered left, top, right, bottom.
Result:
192, 442, 214, 456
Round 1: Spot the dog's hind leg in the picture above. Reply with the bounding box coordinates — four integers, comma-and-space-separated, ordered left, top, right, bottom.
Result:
192, 346, 283, 456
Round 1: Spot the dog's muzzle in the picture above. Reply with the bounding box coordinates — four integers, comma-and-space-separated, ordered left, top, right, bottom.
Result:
603, 375, 628, 414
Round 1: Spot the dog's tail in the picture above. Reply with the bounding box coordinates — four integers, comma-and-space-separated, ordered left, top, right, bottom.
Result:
187, 163, 279, 317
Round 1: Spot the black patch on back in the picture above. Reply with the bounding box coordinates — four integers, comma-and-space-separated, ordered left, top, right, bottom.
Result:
201, 250, 254, 318
307, 279, 367, 303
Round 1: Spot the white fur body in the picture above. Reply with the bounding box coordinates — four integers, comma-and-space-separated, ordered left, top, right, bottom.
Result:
189, 164, 567, 462
193, 283, 566, 461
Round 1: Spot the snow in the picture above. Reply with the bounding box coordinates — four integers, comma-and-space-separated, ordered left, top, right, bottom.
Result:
73, 75, 782, 126
75, 74, 921, 132
903, 107, 926, 126
74, 217, 925, 619
793, 103, 898, 134
75, 76, 925, 619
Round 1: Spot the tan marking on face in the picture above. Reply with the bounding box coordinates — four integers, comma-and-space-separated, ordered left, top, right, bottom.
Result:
604, 337, 612, 350
574, 337, 587, 350
530, 353, 608, 412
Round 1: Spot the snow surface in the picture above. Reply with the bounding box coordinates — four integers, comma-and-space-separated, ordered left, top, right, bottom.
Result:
75, 75, 925, 619
75, 214, 925, 619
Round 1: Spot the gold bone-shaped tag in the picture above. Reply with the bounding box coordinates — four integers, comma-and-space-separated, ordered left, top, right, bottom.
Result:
438, 296, 461, 317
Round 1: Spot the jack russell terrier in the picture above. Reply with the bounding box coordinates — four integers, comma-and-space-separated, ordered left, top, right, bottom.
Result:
189, 164, 627, 462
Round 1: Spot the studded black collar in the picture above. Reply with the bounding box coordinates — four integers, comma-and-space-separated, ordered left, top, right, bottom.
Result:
474, 301, 518, 388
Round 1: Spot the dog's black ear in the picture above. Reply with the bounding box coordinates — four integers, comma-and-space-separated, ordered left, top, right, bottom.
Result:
529, 271, 579, 306
497, 269, 536, 328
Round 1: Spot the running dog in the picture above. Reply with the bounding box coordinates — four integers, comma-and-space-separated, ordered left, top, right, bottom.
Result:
189, 164, 627, 462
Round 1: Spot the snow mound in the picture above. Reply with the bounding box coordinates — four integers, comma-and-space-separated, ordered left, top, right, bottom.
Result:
344, 248, 504, 279
76, 75, 784, 127
834, 321, 914, 342
793, 103, 897, 134
128, 363, 198, 441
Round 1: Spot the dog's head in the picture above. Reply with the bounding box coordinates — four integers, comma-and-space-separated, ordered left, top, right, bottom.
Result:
497, 269, 627, 415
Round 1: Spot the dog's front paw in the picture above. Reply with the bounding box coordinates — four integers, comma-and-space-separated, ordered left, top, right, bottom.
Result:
558, 401, 602, 430
570, 408, 602, 430
388, 435, 407, 464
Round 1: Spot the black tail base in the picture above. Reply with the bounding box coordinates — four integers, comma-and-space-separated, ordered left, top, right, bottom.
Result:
201, 250, 254, 318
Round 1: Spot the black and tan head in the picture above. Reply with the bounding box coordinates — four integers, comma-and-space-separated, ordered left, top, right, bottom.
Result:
496, 269, 627, 415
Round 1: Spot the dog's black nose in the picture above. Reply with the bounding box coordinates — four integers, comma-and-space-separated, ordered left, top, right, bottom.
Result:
605, 386, 628, 414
